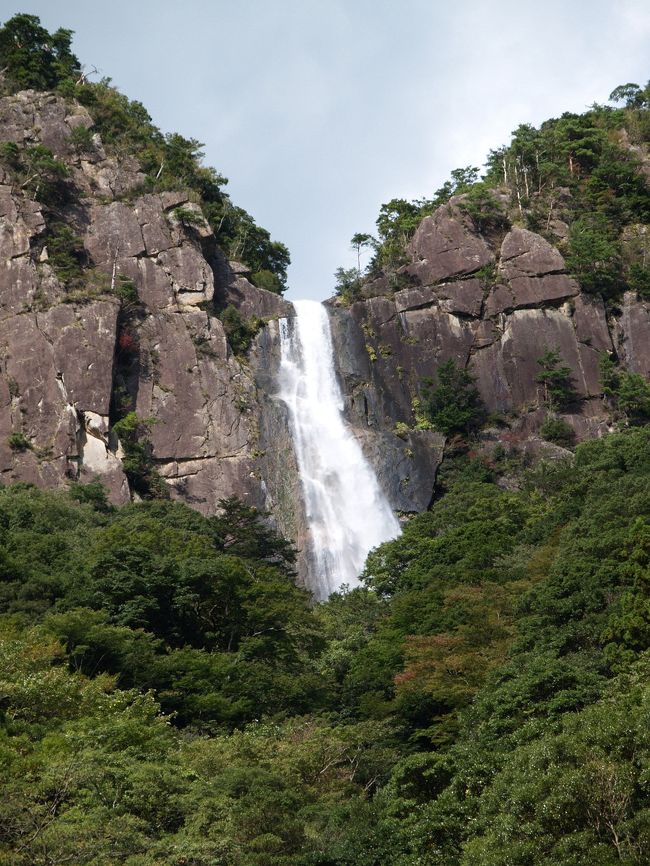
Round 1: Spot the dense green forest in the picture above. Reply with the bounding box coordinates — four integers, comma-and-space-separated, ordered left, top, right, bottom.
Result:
2, 429, 650, 864
2, 13, 650, 866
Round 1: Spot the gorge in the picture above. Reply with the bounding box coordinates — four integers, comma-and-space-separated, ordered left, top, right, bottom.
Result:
2, 15, 650, 865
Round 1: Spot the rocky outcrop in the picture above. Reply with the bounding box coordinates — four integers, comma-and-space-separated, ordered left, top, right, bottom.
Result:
406, 203, 494, 285
328, 204, 649, 474
0, 89, 301, 552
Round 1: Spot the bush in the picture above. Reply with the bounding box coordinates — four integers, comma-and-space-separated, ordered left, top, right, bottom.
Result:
566, 214, 622, 297
7, 432, 31, 451
219, 304, 261, 356
600, 354, 650, 425
112, 412, 168, 499
540, 416, 575, 446
251, 269, 283, 294
45, 221, 85, 285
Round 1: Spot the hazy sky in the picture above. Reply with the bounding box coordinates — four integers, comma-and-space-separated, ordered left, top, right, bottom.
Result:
2, 1, 649, 300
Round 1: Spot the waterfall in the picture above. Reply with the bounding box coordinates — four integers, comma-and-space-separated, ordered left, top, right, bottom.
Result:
278, 299, 401, 598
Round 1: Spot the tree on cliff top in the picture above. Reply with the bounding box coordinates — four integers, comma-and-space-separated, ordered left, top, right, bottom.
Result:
0, 14, 80, 92
0, 14, 291, 293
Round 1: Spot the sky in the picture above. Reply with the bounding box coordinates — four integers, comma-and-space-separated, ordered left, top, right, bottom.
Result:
1, 1, 649, 300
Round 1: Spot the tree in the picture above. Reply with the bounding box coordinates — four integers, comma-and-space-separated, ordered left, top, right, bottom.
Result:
350, 232, 375, 279
112, 412, 169, 499
609, 81, 649, 109
422, 359, 485, 436
566, 214, 622, 297
536, 348, 578, 410
600, 354, 650, 426
0, 14, 81, 92
333, 266, 361, 304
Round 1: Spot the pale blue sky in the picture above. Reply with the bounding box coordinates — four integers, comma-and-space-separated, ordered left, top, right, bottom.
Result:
2, 1, 649, 299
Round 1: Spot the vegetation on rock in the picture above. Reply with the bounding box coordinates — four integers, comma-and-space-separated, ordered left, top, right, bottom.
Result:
0, 13, 290, 293
3, 12, 650, 866
339, 78, 650, 302
422, 359, 486, 436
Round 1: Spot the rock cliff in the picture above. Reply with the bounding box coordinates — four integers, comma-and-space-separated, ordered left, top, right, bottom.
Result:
0, 89, 303, 548
1, 87, 649, 590
328, 198, 650, 499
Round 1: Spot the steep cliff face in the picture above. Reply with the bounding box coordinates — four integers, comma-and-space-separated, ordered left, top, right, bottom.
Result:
0, 89, 303, 538
1, 87, 649, 578
329, 198, 650, 493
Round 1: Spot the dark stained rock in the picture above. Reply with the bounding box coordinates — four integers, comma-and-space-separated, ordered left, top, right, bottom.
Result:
573, 294, 612, 351
223, 275, 293, 320
486, 274, 579, 314
395, 278, 484, 317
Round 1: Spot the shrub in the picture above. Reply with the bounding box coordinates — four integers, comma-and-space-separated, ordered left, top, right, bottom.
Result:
251, 269, 283, 294
600, 354, 650, 425
69, 124, 94, 152
171, 205, 205, 228
112, 412, 168, 499
7, 432, 31, 451
333, 267, 362, 305
219, 304, 261, 356
45, 221, 85, 285
111, 275, 140, 309
628, 263, 650, 298
540, 416, 575, 446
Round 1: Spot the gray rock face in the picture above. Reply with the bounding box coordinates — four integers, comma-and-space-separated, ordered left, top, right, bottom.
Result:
0, 89, 295, 534
1, 87, 649, 593
328, 199, 649, 482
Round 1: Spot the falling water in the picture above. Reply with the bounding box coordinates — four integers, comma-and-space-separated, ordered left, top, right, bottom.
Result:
278, 299, 401, 598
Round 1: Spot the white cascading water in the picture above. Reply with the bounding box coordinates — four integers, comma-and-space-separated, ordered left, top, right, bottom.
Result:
278, 299, 401, 598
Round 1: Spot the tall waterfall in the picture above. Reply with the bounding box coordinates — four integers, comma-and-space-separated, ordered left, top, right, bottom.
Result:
278, 299, 401, 598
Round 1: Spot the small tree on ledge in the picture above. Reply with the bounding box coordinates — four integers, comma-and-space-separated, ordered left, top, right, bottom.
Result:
535, 349, 578, 411
422, 359, 485, 437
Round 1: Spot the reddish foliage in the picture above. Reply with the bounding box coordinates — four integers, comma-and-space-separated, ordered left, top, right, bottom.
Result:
118, 331, 138, 353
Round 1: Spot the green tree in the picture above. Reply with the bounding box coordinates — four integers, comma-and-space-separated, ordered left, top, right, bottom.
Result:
422, 359, 485, 436
566, 214, 621, 297
333, 265, 362, 304
112, 412, 169, 499
350, 232, 375, 278
0, 13, 80, 92
536, 348, 578, 410
219, 304, 262, 355
600, 354, 650, 426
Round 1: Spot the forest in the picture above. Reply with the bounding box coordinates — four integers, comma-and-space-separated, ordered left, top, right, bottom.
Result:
0, 13, 650, 866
